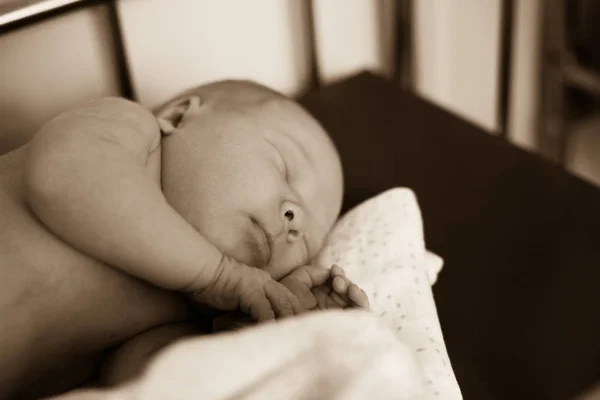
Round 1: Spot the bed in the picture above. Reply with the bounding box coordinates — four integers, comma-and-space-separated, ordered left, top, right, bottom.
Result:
2, 2, 600, 399
299, 72, 600, 400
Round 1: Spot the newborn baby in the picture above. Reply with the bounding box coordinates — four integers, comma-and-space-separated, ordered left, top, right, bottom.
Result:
0, 80, 368, 399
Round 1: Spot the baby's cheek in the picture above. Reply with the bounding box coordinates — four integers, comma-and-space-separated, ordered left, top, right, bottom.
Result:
186, 218, 257, 269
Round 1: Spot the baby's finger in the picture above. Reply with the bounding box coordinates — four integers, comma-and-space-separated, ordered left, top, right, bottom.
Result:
330, 264, 346, 278
313, 286, 344, 310
348, 284, 370, 309
332, 276, 350, 296
286, 266, 330, 288
281, 277, 317, 309
266, 281, 304, 318
250, 295, 276, 322
329, 291, 349, 308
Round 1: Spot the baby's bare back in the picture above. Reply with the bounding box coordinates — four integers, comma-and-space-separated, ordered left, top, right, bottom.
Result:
0, 147, 191, 399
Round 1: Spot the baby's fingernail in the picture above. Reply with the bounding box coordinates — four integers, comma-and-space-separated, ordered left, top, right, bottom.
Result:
331, 265, 346, 276
333, 276, 348, 292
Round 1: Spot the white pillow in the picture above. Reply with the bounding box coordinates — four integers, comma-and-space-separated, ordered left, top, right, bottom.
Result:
425, 250, 444, 285
316, 188, 462, 399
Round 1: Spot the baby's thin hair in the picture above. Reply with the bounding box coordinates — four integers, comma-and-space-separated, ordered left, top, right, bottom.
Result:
206, 80, 287, 99
154, 79, 287, 115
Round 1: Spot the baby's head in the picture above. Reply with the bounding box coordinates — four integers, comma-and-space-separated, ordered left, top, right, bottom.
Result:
155, 80, 343, 280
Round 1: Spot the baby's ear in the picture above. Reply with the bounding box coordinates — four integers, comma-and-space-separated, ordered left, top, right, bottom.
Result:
156, 95, 202, 135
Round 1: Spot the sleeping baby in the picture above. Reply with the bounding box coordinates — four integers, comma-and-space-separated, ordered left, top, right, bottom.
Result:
0, 80, 369, 399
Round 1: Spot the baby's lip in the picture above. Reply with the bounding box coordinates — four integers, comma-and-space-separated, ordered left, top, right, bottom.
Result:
252, 220, 272, 266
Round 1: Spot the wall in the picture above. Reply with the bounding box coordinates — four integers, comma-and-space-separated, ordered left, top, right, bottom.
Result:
0, 0, 551, 147
413, 0, 502, 133
311, 0, 394, 84
0, 3, 119, 153
413, 0, 545, 152
0, 1, 505, 134
118, 0, 393, 109
0, 0, 596, 187
119, 0, 514, 135
0, 0, 391, 134
119, 0, 311, 108
413, 0, 600, 186
507, 0, 542, 151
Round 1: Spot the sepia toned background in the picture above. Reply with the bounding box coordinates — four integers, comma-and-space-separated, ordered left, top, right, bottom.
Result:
1, 0, 598, 187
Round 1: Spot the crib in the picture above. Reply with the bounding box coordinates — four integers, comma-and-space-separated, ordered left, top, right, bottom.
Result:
1, 1, 600, 399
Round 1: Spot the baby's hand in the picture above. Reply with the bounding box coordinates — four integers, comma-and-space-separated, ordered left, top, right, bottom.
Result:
241, 268, 307, 321
212, 264, 369, 333
280, 265, 370, 311
324, 264, 370, 309
186, 256, 306, 322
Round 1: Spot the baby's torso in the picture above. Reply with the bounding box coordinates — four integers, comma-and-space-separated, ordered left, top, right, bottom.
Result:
0, 146, 191, 399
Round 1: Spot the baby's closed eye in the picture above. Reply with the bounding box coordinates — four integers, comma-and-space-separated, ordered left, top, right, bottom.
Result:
265, 138, 288, 181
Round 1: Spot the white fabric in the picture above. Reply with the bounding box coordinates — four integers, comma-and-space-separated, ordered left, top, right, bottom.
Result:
425, 251, 444, 285
315, 188, 461, 399
51, 312, 429, 400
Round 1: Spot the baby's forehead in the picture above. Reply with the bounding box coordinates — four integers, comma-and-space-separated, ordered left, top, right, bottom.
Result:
213, 95, 325, 150
173, 80, 341, 177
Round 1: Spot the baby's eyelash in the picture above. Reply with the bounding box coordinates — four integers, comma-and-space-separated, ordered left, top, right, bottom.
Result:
266, 138, 289, 181
282, 158, 289, 181
275, 149, 289, 181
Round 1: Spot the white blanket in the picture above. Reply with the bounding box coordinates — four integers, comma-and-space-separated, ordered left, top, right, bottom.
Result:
316, 188, 461, 399
50, 188, 462, 400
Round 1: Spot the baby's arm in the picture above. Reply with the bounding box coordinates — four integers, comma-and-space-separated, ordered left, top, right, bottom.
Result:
23, 97, 302, 320
23, 97, 220, 290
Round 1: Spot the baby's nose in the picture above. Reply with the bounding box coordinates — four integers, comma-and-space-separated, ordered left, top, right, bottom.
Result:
281, 201, 305, 242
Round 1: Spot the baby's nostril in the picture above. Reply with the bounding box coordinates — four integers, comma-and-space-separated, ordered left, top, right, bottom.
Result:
284, 210, 294, 221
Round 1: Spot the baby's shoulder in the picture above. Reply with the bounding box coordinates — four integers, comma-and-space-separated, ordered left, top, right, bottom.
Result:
46, 97, 162, 155
73, 97, 156, 126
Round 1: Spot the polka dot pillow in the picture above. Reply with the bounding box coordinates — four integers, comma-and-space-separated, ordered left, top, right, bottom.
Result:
315, 188, 463, 399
